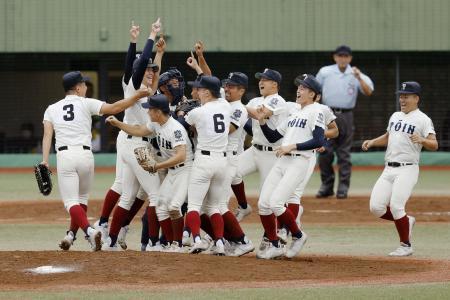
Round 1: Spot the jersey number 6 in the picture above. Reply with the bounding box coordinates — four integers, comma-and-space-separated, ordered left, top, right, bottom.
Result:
63, 104, 75, 121
213, 114, 225, 133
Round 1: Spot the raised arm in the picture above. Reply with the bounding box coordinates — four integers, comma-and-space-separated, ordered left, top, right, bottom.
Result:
105, 115, 153, 137
151, 34, 166, 93
131, 18, 161, 89
41, 121, 54, 167
352, 67, 373, 96
124, 21, 140, 85
100, 88, 151, 115
194, 41, 212, 76
186, 51, 203, 75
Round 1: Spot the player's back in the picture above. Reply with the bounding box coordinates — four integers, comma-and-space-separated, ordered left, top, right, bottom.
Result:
44, 95, 103, 148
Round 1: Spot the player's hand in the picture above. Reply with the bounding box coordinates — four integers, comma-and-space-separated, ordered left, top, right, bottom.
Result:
186, 51, 199, 69
275, 145, 295, 157
40, 161, 49, 168
151, 17, 162, 34
136, 87, 152, 98
194, 41, 205, 57
156, 34, 166, 53
352, 67, 362, 80
410, 133, 424, 144
361, 140, 372, 151
130, 20, 140, 43
316, 146, 326, 153
105, 116, 119, 127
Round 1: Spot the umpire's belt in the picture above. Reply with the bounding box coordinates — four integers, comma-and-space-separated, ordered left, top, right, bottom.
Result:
200, 150, 227, 157
331, 107, 352, 114
58, 145, 90, 151
127, 135, 149, 142
253, 144, 274, 151
169, 163, 185, 170
387, 162, 415, 167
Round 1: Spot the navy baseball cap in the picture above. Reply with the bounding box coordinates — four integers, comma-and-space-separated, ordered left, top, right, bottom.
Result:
142, 94, 170, 113
334, 45, 352, 56
133, 56, 159, 74
222, 72, 248, 88
255, 68, 282, 84
62, 71, 89, 92
294, 74, 322, 94
188, 75, 221, 96
397, 81, 421, 95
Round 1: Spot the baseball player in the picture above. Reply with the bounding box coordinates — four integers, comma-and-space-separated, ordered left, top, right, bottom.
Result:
256, 74, 326, 259
43, 71, 150, 251
362, 81, 438, 256
183, 76, 231, 255
101, 18, 162, 251
233, 68, 287, 223
106, 94, 193, 252
95, 21, 164, 250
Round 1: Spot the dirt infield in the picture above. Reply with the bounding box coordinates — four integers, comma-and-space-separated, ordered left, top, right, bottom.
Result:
1, 196, 449, 224
1, 251, 449, 291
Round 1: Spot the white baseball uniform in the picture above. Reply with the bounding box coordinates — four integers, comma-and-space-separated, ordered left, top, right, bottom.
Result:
236, 93, 287, 190
217, 100, 248, 214
370, 109, 435, 220
185, 98, 231, 215
43, 95, 104, 211
146, 117, 194, 220
259, 103, 325, 216
116, 82, 160, 211
285, 102, 336, 204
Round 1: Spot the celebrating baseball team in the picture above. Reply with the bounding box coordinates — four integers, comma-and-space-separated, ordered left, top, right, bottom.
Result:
40, 18, 438, 259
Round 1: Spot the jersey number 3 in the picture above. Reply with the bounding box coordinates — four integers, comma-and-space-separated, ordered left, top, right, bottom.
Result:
63, 104, 75, 121
213, 114, 225, 133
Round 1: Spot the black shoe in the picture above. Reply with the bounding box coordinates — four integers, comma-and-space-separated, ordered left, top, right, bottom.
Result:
336, 192, 348, 199
316, 190, 334, 198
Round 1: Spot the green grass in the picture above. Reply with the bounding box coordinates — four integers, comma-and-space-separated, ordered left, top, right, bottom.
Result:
2, 169, 450, 201
1, 282, 450, 300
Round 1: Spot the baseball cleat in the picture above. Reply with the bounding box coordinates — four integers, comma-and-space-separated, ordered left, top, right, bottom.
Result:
212, 239, 226, 256
189, 238, 209, 254
59, 231, 75, 251
235, 205, 252, 222
182, 231, 193, 247
257, 243, 284, 260
285, 231, 308, 258
146, 241, 163, 252
94, 220, 109, 244
256, 236, 270, 258
408, 216, 415, 241
117, 225, 129, 250
389, 243, 414, 257
86, 229, 102, 251
229, 240, 255, 257
277, 228, 289, 244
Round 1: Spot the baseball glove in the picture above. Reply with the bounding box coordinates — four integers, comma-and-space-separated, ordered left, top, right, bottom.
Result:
34, 163, 52, 196
134, 146, 157, 173
175, 99, 200, 115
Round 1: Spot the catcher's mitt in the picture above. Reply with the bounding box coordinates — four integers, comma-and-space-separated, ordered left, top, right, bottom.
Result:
175, 99, 200, 115
134, 146, 157, 173
34, 164, 52, 196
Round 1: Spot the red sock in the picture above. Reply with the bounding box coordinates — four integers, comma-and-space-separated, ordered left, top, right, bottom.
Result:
171, 217, 184, 242
200, 214, 215, 239
394, 215, 410, 243
231, 182, 248, 209
222, 211, 244, 240
260, 214, 277, 241
110, 206, 129, 238
159, 218, 173, 242
210, 213, 224, 240
101, 189, 120, 219
69, 205, 90, 234
147, 206, 160, 240
277, 209, 300, 236
186, 211, 201, 237
287, 203, 300, 219
124, 198, 145, 226
381, 206, 395, 221
69, 203, 88, 234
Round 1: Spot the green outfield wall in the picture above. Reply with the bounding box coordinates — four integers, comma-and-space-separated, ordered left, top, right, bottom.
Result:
1, 152, 448, 168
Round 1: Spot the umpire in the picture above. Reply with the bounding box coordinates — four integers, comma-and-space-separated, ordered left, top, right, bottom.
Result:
316, 45, 374, 199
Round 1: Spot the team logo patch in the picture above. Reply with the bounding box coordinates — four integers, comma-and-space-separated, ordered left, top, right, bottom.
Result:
233, 109, 242, 119
268, 97, 278, 108
174, 130, 183, 141
402, 83, 407, 90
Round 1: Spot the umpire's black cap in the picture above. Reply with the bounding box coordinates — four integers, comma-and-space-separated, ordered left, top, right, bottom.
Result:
397, 81, 421, 95
294, 74, 322, 94
188, 75, 221, 97
334, 45, 352, 55
255, 68, 282, 84
142, 94, 170, 113
62, 71, 89, 92
222, 72, 248, 89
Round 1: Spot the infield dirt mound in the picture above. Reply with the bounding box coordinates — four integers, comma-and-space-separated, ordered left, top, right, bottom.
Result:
1, 251, 449, 291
